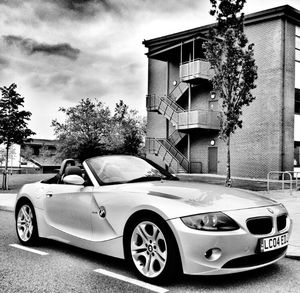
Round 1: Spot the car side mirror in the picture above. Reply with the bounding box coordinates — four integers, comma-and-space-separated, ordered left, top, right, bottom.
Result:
63, 175, 85, 185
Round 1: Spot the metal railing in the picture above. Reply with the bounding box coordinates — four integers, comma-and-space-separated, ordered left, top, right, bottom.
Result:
158, 139, 190, 172
267, 171, 300, 195
168, 130, 186, 146
146, 94, 185, 126
145, 137, 203, 174
145, 137, 189, 172
162, 94, 185, 112
179, 58, 213, 81
147, 94, 220, 131
146, 94, 184, 112
190, 161, 202, 173
145, 137, 180, 173
168, 81, 189, 102
178, 109, 220, 130
146, 94, 185, 121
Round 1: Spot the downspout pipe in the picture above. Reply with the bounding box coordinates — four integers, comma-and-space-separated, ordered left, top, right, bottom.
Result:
281, 18, 286, 172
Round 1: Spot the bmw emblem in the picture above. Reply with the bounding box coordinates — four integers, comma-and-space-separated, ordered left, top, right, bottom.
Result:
98, 207, 106, 218
267, 208, 274, 214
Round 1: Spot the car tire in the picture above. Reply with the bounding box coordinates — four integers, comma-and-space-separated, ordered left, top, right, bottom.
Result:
16, 202, 39, 246
124, 215, 180, 283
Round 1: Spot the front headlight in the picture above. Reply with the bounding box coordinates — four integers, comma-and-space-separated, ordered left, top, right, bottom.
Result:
181, 212, 239, 231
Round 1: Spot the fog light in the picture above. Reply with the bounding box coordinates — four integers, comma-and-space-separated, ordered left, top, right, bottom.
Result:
204, 248, 222, 261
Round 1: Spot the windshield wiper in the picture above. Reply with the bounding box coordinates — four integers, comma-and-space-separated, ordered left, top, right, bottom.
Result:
127, 176, 164, 183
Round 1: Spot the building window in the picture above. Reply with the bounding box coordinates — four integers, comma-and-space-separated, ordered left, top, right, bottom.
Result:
294, 27, 300, 169
294, 143, 300, 167
33, 146, 40, 156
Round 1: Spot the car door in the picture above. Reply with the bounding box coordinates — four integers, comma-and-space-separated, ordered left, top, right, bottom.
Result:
44, 184, 94, 240
90, 188, 120, 242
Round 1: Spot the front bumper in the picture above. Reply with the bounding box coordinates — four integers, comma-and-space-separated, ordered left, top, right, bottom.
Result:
167, 204, 292, 275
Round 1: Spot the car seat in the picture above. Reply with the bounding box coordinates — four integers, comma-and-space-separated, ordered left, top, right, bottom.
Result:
64, 166, 83, 177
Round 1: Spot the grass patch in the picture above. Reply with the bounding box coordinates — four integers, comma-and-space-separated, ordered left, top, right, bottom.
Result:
0, 173, 55, 193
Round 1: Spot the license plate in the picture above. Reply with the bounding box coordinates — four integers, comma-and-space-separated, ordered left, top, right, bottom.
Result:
260, 233, 289, 252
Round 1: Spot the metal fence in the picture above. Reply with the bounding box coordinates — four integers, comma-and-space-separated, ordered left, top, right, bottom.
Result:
267, 171, 300, 195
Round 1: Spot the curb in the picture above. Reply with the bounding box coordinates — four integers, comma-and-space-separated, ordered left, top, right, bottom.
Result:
0, 205, 14, 212
286, 254, 300, 260
286, 245, 300, 260
0, 193, 17, 213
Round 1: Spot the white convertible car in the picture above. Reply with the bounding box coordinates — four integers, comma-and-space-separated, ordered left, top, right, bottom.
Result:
15, 155, 292, 283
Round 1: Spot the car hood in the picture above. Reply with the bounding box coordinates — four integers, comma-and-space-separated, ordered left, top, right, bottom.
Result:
100, 180, 278, 214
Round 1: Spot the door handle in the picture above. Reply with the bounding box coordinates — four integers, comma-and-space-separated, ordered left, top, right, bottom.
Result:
46, 193, 53, 198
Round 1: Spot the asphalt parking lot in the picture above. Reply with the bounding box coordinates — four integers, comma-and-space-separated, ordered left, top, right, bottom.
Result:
1, 210, 300, 293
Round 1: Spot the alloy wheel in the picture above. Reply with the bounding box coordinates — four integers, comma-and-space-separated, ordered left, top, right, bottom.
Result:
130, 221, 167, 278
17, 205, 34, 242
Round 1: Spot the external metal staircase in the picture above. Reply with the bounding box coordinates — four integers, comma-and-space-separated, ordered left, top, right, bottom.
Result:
146, 81, 188, 127
169, 82, 189, 102
168, 130, 186, 146
146, 94, 184, 127
146, 93, 189, 172
146, 57, 217, 173
146, 82, 206, 174
146, 137, 189, 173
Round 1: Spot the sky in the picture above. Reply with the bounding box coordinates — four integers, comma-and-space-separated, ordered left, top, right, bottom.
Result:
1, 0, 300, 139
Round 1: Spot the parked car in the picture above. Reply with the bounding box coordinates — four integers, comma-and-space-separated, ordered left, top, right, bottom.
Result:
15, 155, 292, 283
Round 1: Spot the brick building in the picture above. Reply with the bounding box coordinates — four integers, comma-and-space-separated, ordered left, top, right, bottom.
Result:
0, 139, 59, 173
143, 5, 300, 179
20, 139, 60, 173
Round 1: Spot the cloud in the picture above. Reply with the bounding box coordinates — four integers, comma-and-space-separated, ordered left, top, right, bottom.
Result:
0, 56, 9, 68
48, 73, 73, 87
62, 76, 110, 102
31, 0, 121, 22
32, 42, 80, 60
0, 0, 202, 24
29, 73, 73, 90
0, 0, 22, 8
52, 0, 119, 15
2, 35, 80, 60
0, 0, 213, 139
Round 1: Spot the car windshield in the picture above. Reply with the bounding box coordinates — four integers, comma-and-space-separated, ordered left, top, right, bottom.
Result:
86, 156, 172, 185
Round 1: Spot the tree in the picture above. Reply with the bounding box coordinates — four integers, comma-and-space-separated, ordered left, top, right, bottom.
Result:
203, 0, 258, 186
52, 98, 146, 162
0, 148, 5, 166
112, 100, 146, 155
39, 144, 54, 159
52, 98, 112, 162
0, 83, 35, 189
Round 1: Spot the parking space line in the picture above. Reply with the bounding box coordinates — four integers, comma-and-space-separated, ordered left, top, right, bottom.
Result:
9, 244, 49, 256
94, 268, 169, 293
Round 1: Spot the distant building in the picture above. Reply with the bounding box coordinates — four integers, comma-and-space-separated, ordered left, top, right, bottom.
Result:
143, 5, 300, 179
0, 139, 60, 174
0, 144, 21, 172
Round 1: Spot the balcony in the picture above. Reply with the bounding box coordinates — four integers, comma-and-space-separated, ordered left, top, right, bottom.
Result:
146, 95, 220, 131
178, 110, 220, 130
179, 58, 213, 82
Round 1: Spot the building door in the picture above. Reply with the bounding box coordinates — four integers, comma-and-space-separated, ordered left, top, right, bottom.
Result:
208, 147, 218, 174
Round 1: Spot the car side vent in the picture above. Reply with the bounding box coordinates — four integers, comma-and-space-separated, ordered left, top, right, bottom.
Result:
277, 214, 287, 232
246, 217, 273, 235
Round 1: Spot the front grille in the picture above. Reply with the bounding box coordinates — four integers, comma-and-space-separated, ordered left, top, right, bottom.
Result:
222, 247, 287, 268
246, 217, 273, 235
277, 214, 287, 232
